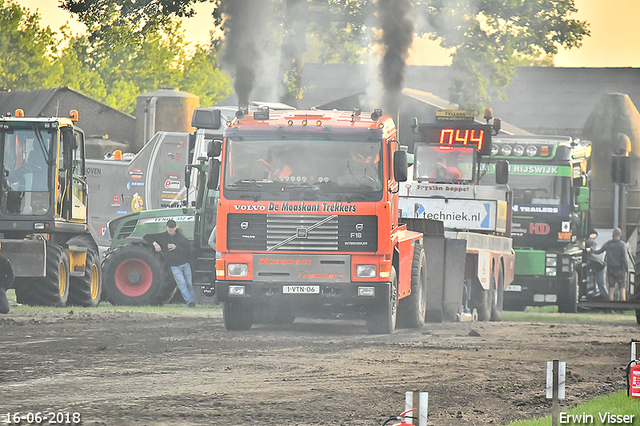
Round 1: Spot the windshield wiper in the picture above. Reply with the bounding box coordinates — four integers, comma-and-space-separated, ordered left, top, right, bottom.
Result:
228, 179, 274, 188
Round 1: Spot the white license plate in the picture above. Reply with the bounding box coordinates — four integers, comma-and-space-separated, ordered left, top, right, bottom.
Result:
283, 285, 320, 294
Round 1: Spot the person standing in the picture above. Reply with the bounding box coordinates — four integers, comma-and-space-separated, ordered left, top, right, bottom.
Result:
592, 227, 629, 301
144, 220, 196, 307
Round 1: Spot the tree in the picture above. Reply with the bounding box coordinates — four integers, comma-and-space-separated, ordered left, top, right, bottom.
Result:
415, 0, 590, 112
0, 0, 61, 91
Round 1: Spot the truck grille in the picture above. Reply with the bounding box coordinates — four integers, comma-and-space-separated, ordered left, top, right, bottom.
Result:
227, 214, 377, 252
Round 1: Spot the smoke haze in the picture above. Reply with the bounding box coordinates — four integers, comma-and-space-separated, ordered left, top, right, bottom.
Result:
376, 0, 414, 118
220, 0, 272, 108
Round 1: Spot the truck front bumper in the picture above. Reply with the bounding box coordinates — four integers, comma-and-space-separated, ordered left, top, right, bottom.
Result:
215, 280, 391, 309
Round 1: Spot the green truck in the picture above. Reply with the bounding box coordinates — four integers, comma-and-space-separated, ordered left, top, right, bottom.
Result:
484, 135, 591, 312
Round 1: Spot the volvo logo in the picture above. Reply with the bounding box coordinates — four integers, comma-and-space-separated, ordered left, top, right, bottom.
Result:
240, 221, 249, 230
355, 223, 364, 232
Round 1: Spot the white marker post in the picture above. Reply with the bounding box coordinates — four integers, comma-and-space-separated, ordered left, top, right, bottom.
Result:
546, 360, 566, 426
631, 341, 640, 361
404, 391, 428, 426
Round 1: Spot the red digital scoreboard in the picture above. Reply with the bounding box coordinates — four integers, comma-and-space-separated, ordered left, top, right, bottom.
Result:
418, 123, 493, 156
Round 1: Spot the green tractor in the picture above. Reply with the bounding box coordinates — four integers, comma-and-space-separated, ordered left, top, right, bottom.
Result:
101, 112, 221, 306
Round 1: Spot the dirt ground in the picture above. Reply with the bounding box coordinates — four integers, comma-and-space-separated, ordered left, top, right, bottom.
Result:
0, 307, 638, 426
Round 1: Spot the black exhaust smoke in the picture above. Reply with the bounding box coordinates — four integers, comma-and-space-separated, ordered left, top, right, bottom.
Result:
377, 0, 414, 118
220, 0, 271, 109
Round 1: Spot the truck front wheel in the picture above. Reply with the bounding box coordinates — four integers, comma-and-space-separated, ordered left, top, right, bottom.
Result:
367, 267, 398, 334
103, 243, 174, 306
398, 244, 427, 328
557, 271, 579, 313
223, 300, 254, 330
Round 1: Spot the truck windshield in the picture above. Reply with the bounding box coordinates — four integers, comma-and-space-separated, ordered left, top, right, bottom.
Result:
483, 169, 570, 206
223, 138, 383, 201
1, 128, 52, 215
510, 174, 571, 206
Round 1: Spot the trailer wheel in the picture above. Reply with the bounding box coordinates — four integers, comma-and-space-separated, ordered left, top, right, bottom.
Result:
103, 242, 174, 306
470, 276, 491, 322
557, 271, 579, 313
367, 267, 398, 334
636, 309, 640, 325
398, 243, 427, 328
15, 244, 70, 307
490, 263, 505, 321
223, 300, 254, 330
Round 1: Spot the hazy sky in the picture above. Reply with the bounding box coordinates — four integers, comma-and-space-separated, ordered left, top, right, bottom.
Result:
17, 0, 640, 68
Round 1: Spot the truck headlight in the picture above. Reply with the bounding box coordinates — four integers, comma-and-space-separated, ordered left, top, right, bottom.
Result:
227, 263, 248, 277
356, 265, 377, 278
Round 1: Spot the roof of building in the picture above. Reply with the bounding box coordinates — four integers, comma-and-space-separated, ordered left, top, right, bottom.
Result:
0, 86, 134, 119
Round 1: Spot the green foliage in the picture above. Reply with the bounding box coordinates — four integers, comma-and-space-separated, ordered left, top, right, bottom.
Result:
0, 0, 61, 91
0, 0, 231, 116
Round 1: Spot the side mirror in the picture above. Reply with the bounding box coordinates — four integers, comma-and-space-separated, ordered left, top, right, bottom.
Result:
495, 160, 509, 184
208, 140, 222, 158
207, 159, 220, 190
191, 108, 222, 130
576, 186, 589, 212
393, 150, 408, 182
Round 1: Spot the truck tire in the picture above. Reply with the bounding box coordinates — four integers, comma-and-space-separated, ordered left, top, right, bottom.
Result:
67, 236, 102, 307
15, 244, 70, 307
490, 263, 505, 321
470, 276, 491, 322
367, 267, 398, 334
398, 244, 427, 328
557, 271, 579, 313
102, 242, 174, 306
223, 300, 254, 330
636, 309, 640, 325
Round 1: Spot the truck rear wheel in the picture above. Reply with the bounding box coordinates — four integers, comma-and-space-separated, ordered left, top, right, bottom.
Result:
398, 244, 427, 328
490, 263, 505, 321
367, 267, 398, 334
557, 271, 579, 313
15, 244, 70, 307
223, 300, 254, 330
103, 242, 174, 306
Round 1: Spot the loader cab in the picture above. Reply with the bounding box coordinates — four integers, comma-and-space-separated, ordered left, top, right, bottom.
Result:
0, 111, 87, 225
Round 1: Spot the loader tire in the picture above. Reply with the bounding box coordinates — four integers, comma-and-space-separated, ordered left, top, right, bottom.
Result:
67, 236, 102, 307
398, 243, 427, 328
103, 242, 174, 306
68, 249, 102, 307
15, 244, 70, 307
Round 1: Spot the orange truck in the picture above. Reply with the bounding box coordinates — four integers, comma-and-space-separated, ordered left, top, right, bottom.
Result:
213, 108, 423, 333
212, 107, 514, 332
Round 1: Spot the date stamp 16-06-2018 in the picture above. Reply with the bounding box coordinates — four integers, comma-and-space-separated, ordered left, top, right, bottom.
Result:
3, 412, 81, 425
